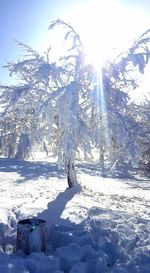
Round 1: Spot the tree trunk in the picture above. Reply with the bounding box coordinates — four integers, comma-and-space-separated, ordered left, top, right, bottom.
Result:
15, 133, 30, 159
99, 147, 105, 171
65, 153, 77, 188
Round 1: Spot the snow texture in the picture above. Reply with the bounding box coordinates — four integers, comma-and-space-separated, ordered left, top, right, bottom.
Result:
0, 155, 150, 273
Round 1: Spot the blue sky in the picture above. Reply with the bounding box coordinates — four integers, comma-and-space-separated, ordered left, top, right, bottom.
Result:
0, 0, 82, 83
0, 0, 150, 84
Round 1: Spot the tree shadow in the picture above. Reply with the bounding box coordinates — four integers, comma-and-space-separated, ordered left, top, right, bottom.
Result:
37, 183, 82, 227
0, 183, 81, 254
77, 161, 144, 181
0, 157, 65, 183
1, 189, 149, 273
77, 161, 150, 191
38, 203, 150, 272
77, 162, 100, 177
0, 157, 146, 184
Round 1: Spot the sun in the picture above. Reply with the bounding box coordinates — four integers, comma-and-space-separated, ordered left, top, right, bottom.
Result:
40, 0, 150, 72
64, 0, 125, 67
64, 0, 147, 69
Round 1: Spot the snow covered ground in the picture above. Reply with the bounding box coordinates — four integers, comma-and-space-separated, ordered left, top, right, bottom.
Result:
0, 156, 150, 273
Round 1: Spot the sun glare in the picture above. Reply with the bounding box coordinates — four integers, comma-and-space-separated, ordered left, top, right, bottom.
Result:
39, 0, 150, 105
64, 0, 149, 69
63, 0, 119, 68
39, 0, 150, 71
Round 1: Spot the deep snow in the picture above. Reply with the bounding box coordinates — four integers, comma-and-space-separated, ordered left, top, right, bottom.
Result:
0, 155, 150, 273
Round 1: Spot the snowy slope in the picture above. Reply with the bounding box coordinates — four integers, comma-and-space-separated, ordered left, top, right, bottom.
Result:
0, 156, 150, 273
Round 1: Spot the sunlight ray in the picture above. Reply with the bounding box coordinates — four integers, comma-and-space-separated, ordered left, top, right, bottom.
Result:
95, 67, 109, 146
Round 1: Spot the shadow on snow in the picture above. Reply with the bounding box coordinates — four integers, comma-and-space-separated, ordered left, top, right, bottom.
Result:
0, 157, 65, 183
77, 161, 141, 180
37, 187, 150, 272
0, 183, 149, 272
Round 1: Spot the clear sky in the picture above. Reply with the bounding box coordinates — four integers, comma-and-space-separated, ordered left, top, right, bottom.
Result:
0, 0, 150, 85
0, 0, 84, 84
